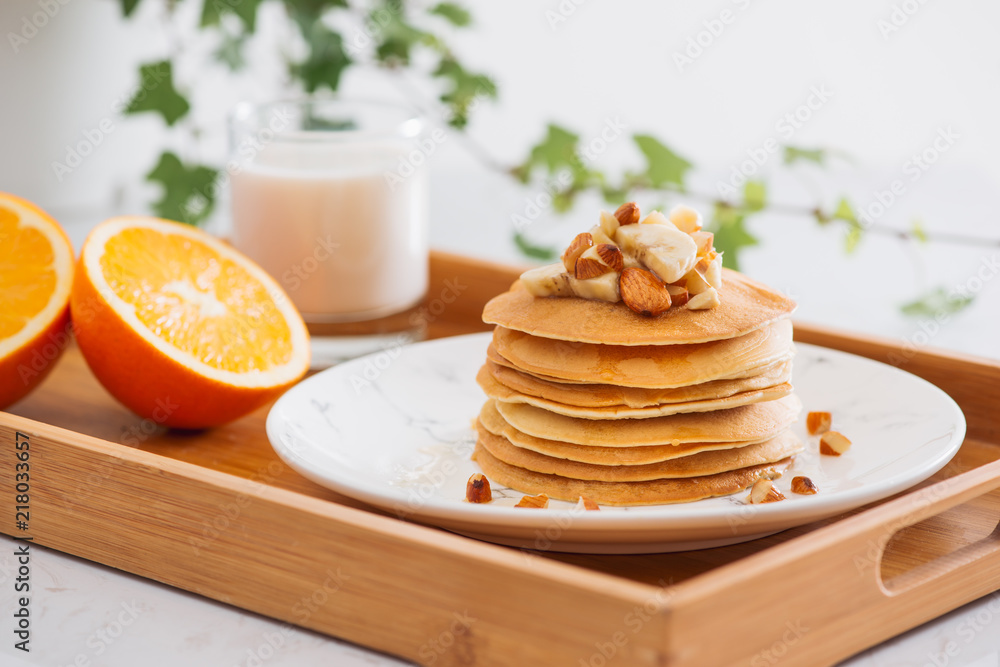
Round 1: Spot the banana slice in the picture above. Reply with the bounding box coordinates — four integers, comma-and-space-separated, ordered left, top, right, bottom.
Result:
520, 263, 573, 297
687, 286, 720, 310
699, 252, 723, 290
640, 210, 677, 228
614, 224, 698, 284
569, 271, 620, 302
588, 224, 616, 247
599, 210, 620, 238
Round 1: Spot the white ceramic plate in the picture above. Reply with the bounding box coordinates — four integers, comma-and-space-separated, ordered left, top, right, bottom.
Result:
266, 333, 965, 553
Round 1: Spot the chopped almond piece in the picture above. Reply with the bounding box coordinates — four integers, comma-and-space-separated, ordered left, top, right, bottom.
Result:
666, 284, 689, 307
595, 243, 624, 272
820, 431, 852, 456
747, 479, 785, 504
465, 473, 492, 503
806, 411, 833, 435
561, 232, 593, 274
515, 493, 549, 509
791, 476, 819, 495
614, 202, 640, 226
575, 496, 600, 511
668, 204, 702, 233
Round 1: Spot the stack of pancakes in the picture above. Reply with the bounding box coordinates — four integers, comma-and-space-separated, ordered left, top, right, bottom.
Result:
472, 268, 802, 506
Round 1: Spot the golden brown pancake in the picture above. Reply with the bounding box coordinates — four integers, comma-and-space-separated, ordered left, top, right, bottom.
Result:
477, 425, 802, 481
477, 399, 762, 464
477, 363, 792, 419
491, 319, 794, 388
485, 357, 793, 408
473, 442, 793, 505
493, 394, 802, 447
482, 268, 796, 346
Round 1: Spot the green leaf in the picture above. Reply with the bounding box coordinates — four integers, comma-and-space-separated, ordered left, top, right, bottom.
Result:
633, 135, 692, 190
911, 219, 928, 243
783, 146, 827, 166
214, 32, 248, 71
146, 152, 219, 226
845, 226, 863, 254
429, 2, 472, 26
201, 0, 264, 31
521, 124, 579, 176
123, 61, 190, 127
901, 287, 974, 318
433, 57, 497, 128
743, 180, 766, 212
513, 232, 557, 261
831, 197, 858, 225
120, 0, 141, 17
831, 197, 864, 254
292, 26, 352, 92
709, 204, 759, 272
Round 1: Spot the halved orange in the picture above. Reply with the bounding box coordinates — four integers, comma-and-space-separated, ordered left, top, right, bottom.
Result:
71, 216, 310, 428
0, 193, 75, 410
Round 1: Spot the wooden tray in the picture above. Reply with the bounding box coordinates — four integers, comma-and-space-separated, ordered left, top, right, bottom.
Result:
2, 251, 999, 666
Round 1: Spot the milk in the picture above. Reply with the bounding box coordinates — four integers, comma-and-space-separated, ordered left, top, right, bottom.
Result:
230, 140, 428, 322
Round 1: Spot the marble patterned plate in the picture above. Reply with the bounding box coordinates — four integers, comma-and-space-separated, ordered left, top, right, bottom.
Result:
266, 332, 965, 554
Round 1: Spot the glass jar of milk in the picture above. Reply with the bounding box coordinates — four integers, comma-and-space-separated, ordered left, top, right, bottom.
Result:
228, 99, 429, 367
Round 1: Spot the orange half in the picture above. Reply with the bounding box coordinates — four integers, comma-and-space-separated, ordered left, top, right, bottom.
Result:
71, 216, 310, 428
0, 193, 74, 410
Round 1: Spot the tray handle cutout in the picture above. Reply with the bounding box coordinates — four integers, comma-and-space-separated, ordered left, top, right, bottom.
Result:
871, 465, 1000, 597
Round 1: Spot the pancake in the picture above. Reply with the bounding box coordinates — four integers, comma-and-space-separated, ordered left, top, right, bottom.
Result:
473, 441, 793, 505
477, 399, 763, 464
476, 425, 803, 481
482, 268, 796, 346
477, 363, 793, 419
491, 319, 794, 388
485, 357, 793, 408
493, 394, 802, 447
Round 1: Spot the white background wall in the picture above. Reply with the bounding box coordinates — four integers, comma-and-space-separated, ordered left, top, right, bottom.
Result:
2, 0, 998, 354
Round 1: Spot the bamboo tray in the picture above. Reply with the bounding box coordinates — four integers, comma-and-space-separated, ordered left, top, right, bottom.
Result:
2, 251, 999, 666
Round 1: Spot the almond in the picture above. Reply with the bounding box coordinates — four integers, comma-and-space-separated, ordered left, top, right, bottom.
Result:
595, 243, 624, 272
576, 496, 600, 511
466, 473, 492, 503
820, 431, 852, 456
614, 202, 640, 226
806, 411, 832, 435
666, 284, 689, 307
747, 479, 785, 504
515, 493, 549, 509
561, 232, 593, 274
791, 476, 819, 495
619, 267, 672, 317
575, 257, 612, 280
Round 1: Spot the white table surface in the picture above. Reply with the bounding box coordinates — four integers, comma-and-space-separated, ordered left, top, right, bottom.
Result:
3, 177, 1000, 666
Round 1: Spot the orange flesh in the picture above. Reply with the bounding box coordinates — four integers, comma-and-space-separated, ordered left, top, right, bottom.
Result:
0, 205, 58, 340
98, 227, 293, 373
